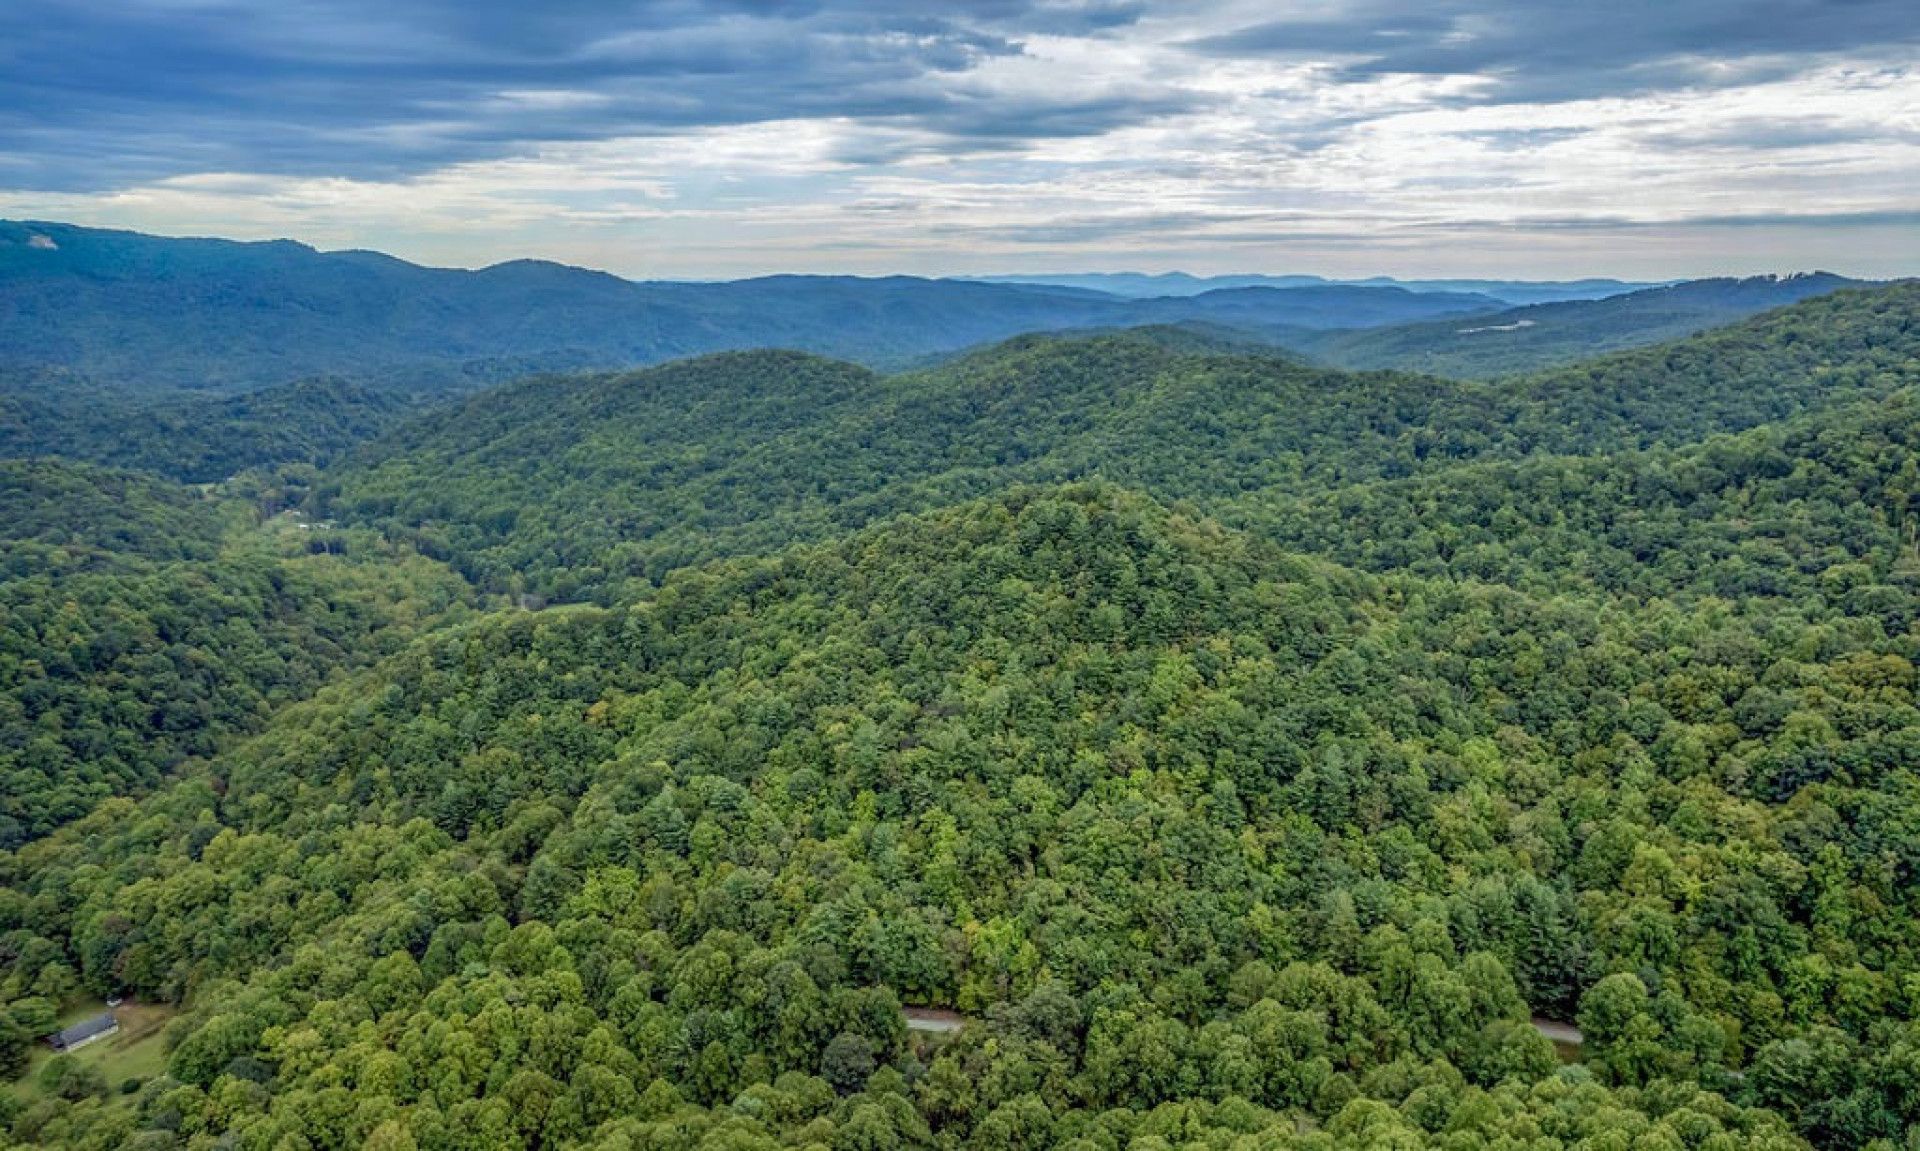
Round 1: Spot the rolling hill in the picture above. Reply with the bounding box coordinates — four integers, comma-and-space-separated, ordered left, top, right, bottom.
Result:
8, 484, 1898, 1149
0, 376, 412, 482
325, 282, 1920, 600
0, 458, 476, 847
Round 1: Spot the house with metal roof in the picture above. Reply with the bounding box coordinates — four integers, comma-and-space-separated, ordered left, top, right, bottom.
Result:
45, 1012, 118, 1053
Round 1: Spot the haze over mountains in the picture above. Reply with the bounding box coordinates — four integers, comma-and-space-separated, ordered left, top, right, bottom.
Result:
0, 221, 1495, 391
1, 222, 1875, 398
1298, 272, 1869, 378
970, 273, 1662, 304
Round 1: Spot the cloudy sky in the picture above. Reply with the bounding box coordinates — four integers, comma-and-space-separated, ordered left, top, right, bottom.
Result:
1, 0, 1915, 278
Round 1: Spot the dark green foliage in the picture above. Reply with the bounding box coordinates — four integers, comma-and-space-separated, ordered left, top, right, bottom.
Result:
4, 281, 1920, 1150
330, 283, 1920, 602
2, 484, 1912, 1148
0, 459, 476, 846
0, 376, 413, 483
1247, 388, 1920, 603
0, 1004, 34, 1078
0, 458, 227, 567
37, 1054, 106, 1101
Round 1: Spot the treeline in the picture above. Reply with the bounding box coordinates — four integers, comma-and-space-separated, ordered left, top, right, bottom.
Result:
1241, 388, 1920, 604
1, 286, 1918, 1150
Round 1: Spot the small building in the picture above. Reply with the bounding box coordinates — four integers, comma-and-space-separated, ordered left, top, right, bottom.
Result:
46, 1013, 118, 1053
902, 1007, 967, 1035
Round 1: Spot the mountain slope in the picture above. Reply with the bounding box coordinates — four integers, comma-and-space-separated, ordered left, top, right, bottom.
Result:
0, 459, 475, 846
5, 249, 1920, 1151
8, 485, 1886, 1148
1245, 386, 1920, 604
0, 375, 412, 482
327, 282, 1920, 600
975, 271, 1659, 304
1301, 273, 1873, 377
1126, 284, 1505, 332
329, 334, 1485, 596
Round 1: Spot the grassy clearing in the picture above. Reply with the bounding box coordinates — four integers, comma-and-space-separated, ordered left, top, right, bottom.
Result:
7, 999, 176, 1108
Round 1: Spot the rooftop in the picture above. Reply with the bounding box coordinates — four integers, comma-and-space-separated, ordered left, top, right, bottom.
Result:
48, 1013, 118, 1049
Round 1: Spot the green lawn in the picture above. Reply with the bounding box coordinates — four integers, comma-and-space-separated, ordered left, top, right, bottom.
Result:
8, 999, 176, 1108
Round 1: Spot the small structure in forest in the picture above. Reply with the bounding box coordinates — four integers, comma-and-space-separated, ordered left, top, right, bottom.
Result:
903, 1007, 967, 1035
1531, 1016, 1584, 1061
46, 1012, 119, 1053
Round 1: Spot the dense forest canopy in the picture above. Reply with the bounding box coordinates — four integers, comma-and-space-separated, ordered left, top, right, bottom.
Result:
7, 486, 1894, 1150
0, 276, 1916, 1151
326, 284, 1920, 602
0, 459, 477, 847
0, 378, 413, 484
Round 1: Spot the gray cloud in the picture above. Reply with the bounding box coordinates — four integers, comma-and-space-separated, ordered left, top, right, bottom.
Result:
0, 0, 1911, 190
1387, 210, 1920, 231
1640, 116, 1920, 151
0, 0, 1912, 278
0, 0, 1168, 190
1187, 0, 1920, 102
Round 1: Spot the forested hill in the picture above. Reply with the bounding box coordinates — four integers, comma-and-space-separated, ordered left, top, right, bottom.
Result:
0, 377, 411, 483
326, 282, 1920, 600
10, 484, 1902, 1150
0, 459, 476, 847
1245, 386, 1920, 602
1299, 272, 1874, 378
0, 458, 229, 565
0, 221, 1501, 393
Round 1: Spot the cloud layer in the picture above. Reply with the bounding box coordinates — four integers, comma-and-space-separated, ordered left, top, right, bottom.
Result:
1, 0, 1914, 276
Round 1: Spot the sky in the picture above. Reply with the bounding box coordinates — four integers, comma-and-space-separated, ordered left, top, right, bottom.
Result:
0, 0, 1915, 279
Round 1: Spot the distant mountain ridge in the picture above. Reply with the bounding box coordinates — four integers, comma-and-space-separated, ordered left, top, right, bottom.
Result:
1296, 271, 1877, 377
0, 221, 1881, 402
0, 221, 1498, 394
970, 271, 1664, 304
